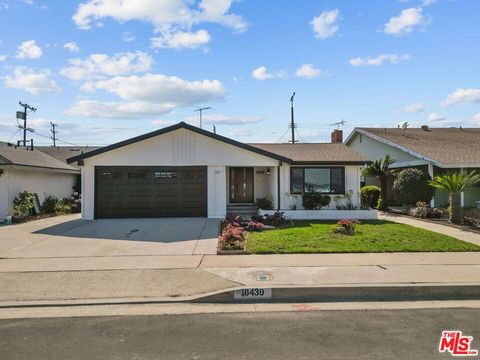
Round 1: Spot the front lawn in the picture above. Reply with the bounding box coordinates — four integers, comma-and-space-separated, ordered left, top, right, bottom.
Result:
245, 220, 480, 254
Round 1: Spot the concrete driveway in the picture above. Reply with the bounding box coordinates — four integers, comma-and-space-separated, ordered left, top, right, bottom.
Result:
0, 215, 221, 258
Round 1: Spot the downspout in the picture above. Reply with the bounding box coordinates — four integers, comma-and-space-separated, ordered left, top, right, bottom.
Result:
277, 161, 282, 211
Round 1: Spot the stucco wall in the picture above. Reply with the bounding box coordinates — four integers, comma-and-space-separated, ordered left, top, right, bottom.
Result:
0, 168, 77, 219
81, 128, 280, 219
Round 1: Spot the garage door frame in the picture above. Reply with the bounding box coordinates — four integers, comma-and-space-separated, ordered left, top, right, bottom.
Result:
94, 165, 208, 219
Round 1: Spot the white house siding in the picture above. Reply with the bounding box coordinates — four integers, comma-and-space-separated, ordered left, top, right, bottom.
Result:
81, 128, 280, 219
0, 167, 77, 219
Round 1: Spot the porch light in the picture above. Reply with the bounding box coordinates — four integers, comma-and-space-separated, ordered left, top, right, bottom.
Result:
266, 168, 270, 176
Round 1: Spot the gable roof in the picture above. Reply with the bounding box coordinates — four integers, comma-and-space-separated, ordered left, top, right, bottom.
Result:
67, 122, 292, 164
0, 142, 79, 172
347, 127, 480, 166
248, 143, 368, 164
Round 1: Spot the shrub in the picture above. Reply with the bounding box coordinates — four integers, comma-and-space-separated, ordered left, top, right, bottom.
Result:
393, 168, 434, 206
247, 220, 264, 231
42, 196, 73, 215
262, 212, 287, 227
408, 201, 429, 218
13, 191, 35, 217
255, 195, 273, 210
302, 194, 331, 210
55, 198, 73, 215
42, 196, 58, 214
332, 219, 361, 235
462, 217, 478, 227
376, 198, 387, 211
360, 185, 381, 209
219, 223, 245, 251
223, 214, 243, 229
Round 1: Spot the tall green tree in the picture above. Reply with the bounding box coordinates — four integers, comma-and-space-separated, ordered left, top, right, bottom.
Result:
361, 154, 396, 210
428, 170, 480, 224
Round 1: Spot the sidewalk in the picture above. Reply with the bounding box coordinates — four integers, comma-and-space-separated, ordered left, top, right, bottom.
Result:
1, 252, 479, 306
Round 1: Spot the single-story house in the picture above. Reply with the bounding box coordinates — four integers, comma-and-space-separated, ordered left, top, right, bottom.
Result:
67, 122, 368, 219
345, 126, 480, 208
0, 142, 80, 219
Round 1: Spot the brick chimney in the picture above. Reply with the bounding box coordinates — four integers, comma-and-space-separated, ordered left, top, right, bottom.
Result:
331, 129, 343, 143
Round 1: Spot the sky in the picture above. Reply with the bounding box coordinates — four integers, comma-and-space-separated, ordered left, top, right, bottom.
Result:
0, 0, 479, 146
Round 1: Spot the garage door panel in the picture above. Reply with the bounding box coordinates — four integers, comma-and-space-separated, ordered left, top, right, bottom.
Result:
95, 166, 207, 218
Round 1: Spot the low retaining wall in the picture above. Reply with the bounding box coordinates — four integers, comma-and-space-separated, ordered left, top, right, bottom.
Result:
258, 209, 378, 220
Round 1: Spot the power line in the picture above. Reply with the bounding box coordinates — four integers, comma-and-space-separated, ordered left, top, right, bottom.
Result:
7, 128, 21, 142
276, 128, 289, 143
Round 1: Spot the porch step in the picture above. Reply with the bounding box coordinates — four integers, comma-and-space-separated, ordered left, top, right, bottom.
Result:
227, 204, 259, 218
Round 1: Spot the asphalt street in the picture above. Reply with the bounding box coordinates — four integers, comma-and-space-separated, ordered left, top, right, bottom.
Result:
1, 308, 479, 360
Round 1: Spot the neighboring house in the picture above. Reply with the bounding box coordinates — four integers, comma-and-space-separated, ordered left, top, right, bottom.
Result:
0, 142, 80, 219
67, 122, 368, 219
346, 126, 480, 208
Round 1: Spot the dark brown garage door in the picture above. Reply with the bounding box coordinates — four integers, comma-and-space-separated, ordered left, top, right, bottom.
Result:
95, 166, 207, 218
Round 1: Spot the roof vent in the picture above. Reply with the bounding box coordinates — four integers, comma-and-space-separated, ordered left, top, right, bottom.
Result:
421, 125, 429, 131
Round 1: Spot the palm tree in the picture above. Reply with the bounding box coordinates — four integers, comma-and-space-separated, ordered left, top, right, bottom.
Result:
428, 170, 480, 224
361, 154, 396, 210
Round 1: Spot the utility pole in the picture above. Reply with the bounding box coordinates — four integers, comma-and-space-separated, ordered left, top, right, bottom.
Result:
289, 92, 297, 144
17, 101, 36, 147
194, 106, 211, 129
50, 122, 58, 147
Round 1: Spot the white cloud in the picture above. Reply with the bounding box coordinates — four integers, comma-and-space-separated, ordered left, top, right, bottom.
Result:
60, 51, 153, 81
66, 73, 225, 119
252, 66, 286, 81
384, 7, 428, 36
350, 53, 411, 67
122, 31, 135, 42
16, 40, 42, 59
229, 128, 252, 137
441, 88, 480, 107
63, 41, 80, 53
473, 113, 480, 124
151, 30, 211, 49
426, 112, 445, 122
396, 102, 426, 113
0, 54, 6, 62
421, 0, 438, 6
72, 0, 247, 49
185, 113, 265, 125
311, 9, 340, 39
4, 67, 60, 94
65, 100, 175, 119
295, 64, 322, 78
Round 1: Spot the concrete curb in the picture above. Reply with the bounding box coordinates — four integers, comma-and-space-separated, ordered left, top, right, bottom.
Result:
194, 284, 480, 303
1, 283, 479, 308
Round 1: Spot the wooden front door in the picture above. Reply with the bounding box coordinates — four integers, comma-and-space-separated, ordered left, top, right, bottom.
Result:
229, 167, 254, 203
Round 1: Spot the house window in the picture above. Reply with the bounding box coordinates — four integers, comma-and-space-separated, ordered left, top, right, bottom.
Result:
290, 167, 345, 194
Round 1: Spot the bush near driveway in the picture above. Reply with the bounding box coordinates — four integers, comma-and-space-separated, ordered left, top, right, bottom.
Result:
393, 168, 434, 206
245, 220, 480, 254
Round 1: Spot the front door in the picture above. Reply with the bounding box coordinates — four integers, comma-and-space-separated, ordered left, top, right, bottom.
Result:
229, 167, 254, 203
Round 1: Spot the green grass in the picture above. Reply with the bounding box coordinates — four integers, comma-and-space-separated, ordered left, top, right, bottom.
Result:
245, 220, 480, 254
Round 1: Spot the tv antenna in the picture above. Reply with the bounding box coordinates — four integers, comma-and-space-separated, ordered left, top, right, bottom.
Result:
329, 119, 346, 129
194, 106, 212, 129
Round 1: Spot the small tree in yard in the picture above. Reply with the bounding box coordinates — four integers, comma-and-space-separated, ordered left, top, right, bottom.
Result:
361, 154, 396, 210
393, 168, 434, 206
428, 170, 480, 224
